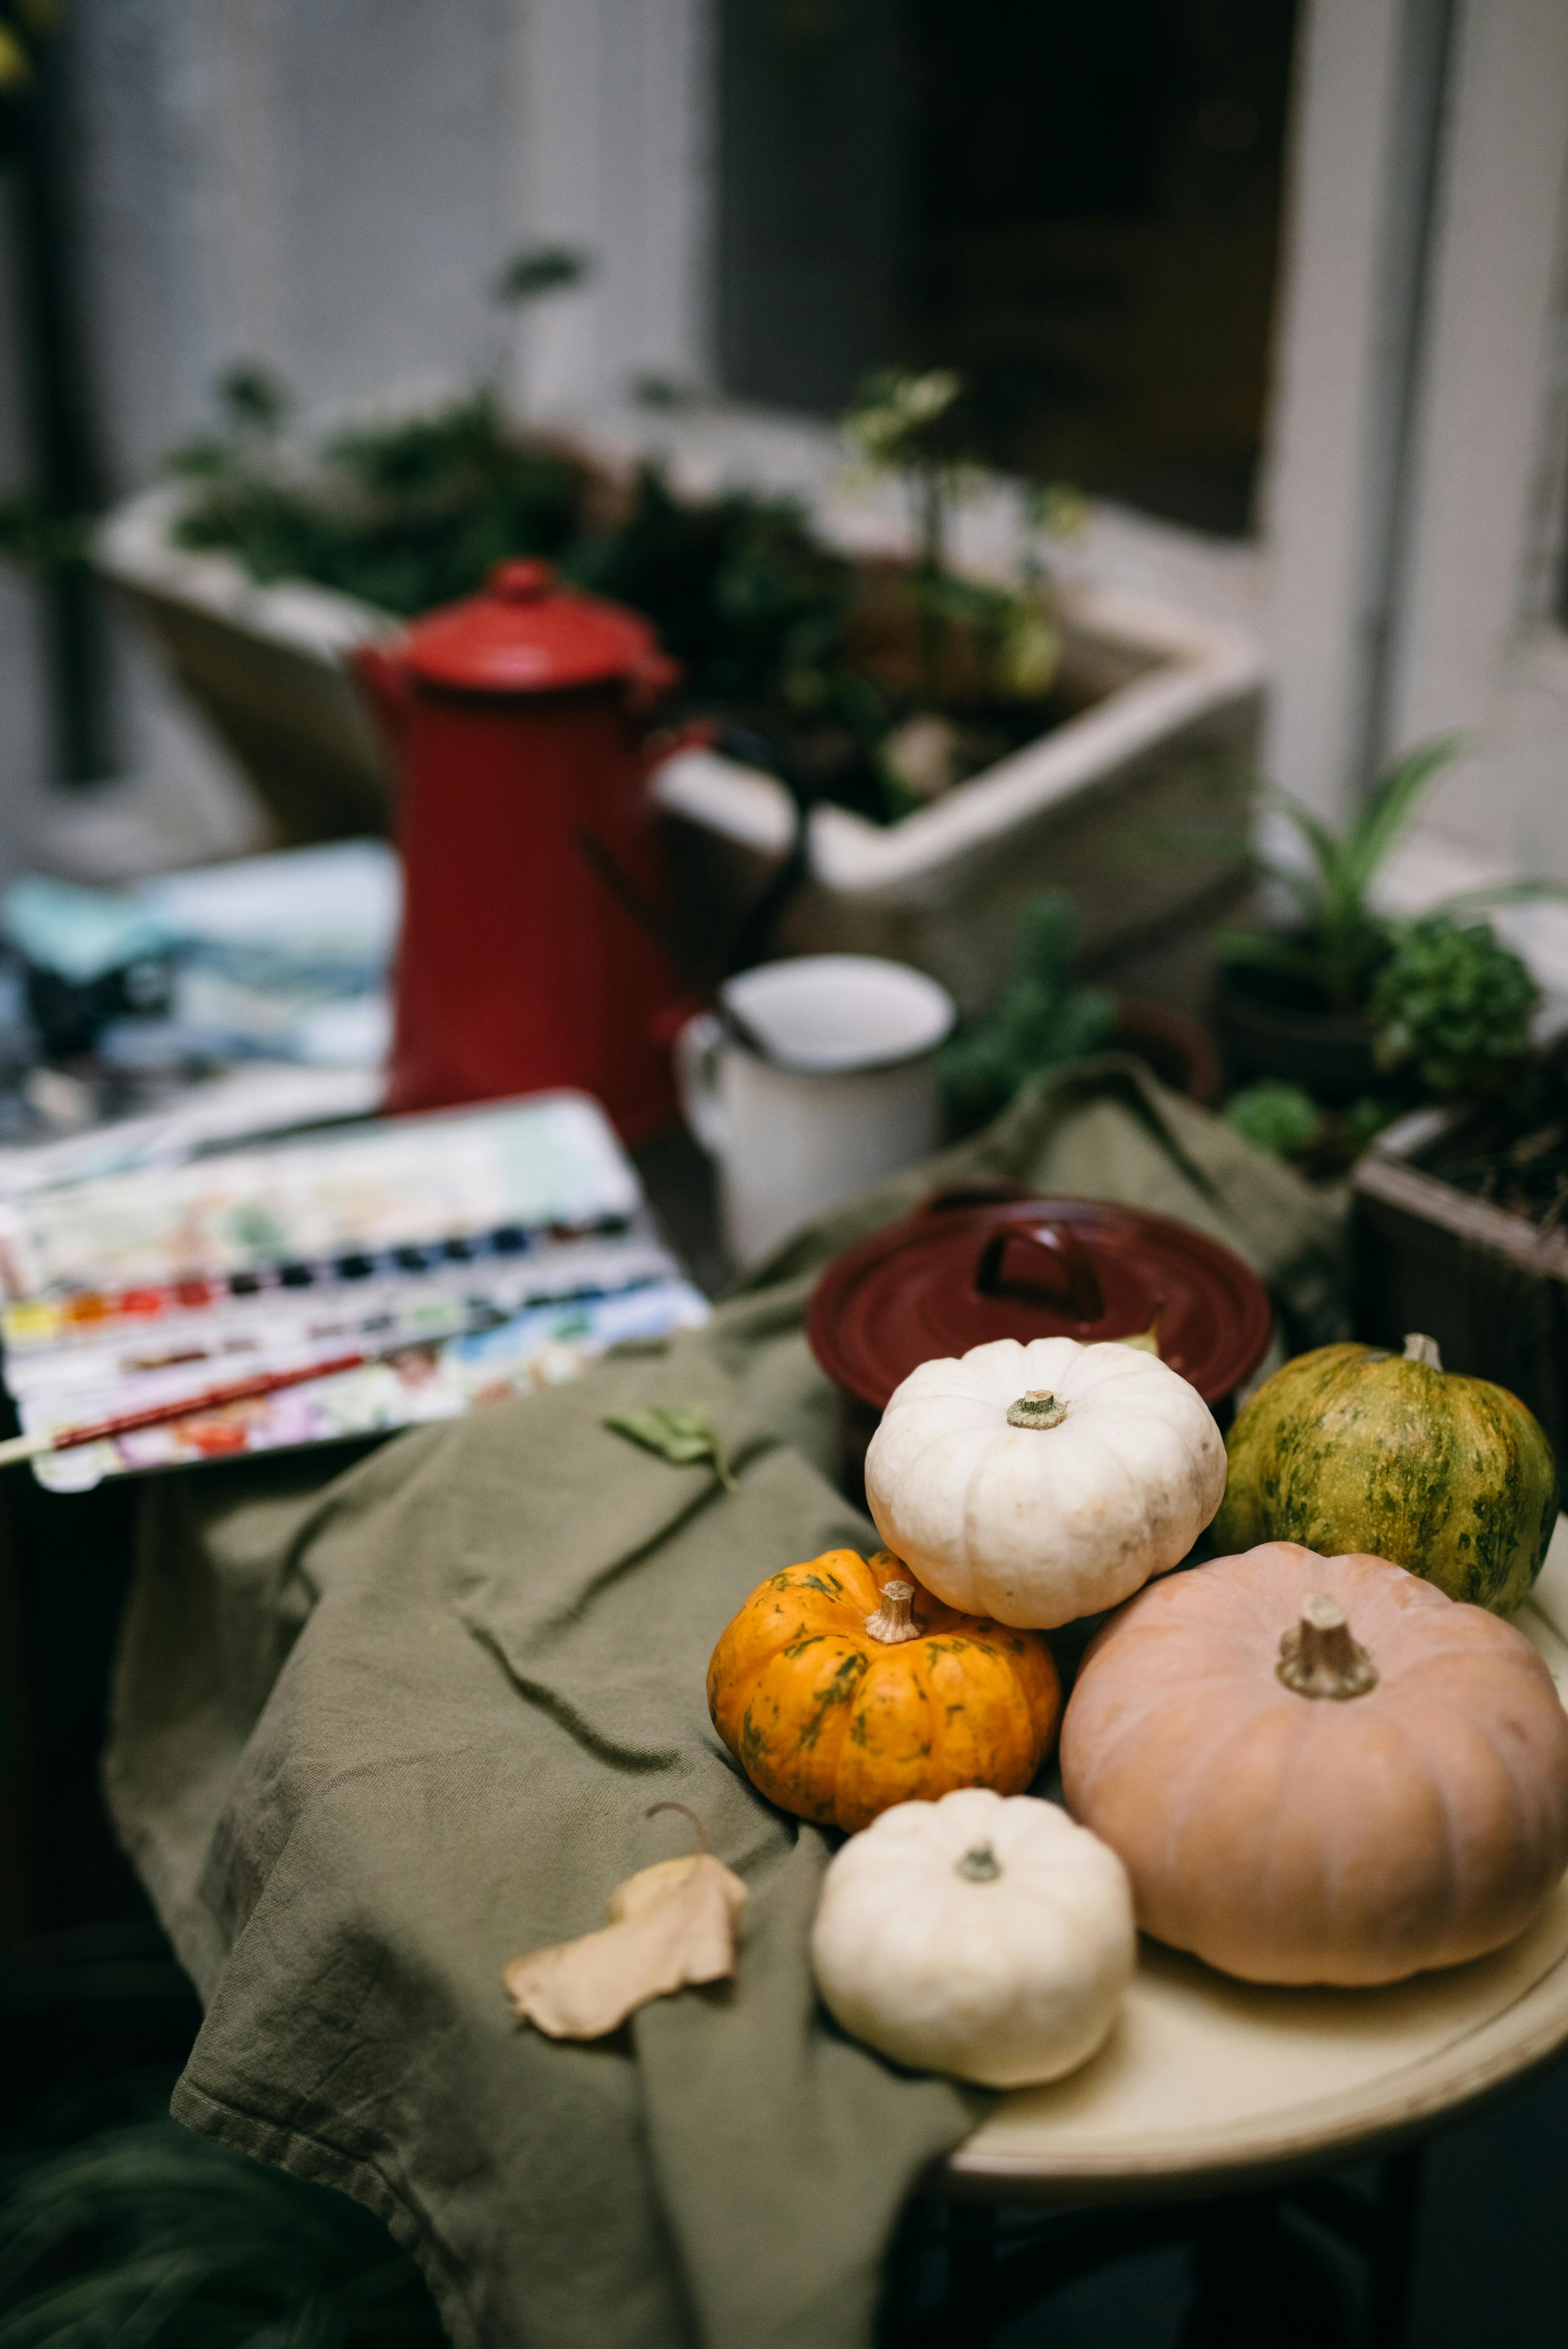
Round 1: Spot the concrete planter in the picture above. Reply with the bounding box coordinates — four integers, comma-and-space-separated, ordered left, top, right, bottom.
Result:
654, 586, 1260, 1013
96, 483, 394, 847
98, 424, 1262, 1006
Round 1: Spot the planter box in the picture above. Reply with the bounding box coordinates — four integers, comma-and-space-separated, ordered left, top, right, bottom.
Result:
654, 586, 1260, 1013
97, 483, 394, 847
99, 449, 1262, 1007
1352, 1107, 1568, 1455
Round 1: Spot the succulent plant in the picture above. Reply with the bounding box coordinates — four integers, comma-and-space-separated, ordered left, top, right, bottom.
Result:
1217, 740, 1568, 1018
1372, 915, 1539, 1099
939, 891, 1117, 1135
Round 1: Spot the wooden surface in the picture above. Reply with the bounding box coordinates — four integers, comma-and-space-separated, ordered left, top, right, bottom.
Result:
945, 1523, 1568, 2201
1353, 1146, 1568, 1287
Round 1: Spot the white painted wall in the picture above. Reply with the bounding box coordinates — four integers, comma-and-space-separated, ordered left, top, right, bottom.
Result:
0, 175, 49, 891
1383, 0, 1568, 878
1258, 0, 1568, 998
70, 0, 715, 480
73, 0, 529, 479
1, 0, 716, 880
517, 0, 715, 416
1260, 0, 1451, 826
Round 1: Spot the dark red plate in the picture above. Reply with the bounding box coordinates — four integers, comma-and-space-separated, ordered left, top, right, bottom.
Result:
807, 1189, 1273, 1411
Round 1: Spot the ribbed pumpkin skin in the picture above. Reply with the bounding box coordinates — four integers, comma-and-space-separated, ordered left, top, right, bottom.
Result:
1213, 1343, 1558, 1615
707, 1549, 1061, 1832
1061, 1543, 1568, 1985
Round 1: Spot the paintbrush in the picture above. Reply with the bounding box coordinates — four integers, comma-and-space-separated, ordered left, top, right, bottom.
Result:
0, 1309, 505, 1468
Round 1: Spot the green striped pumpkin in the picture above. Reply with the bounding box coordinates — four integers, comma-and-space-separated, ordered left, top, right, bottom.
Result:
1213, 1334, 1558, 1615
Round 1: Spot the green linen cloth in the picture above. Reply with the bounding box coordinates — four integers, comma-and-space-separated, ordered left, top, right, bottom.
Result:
104, 1057, 1342, 2349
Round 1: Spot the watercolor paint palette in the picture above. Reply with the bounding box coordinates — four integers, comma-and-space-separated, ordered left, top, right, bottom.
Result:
0, 1092, 709, 1491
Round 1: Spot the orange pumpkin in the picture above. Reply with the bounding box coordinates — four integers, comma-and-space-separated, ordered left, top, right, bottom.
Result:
1060, 1541, 1568, 1985
707, 1548, 1061, 1832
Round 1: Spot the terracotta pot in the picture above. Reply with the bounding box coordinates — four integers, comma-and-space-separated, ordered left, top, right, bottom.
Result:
1111, 996, 1222, 1105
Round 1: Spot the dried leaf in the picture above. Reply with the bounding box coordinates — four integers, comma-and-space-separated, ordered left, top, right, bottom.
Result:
503, 1853, 747, 2038
603, 1404, 738, 1491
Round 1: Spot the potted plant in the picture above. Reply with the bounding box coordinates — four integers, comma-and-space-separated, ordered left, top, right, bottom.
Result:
1353, 1019, 1568, 1458
98, 339, 1261, 1002
939, 888, 1221, 1138
1211, 738, 1568, 1096
649, 371, 1261, 1013
1223, 904, 1547, 1176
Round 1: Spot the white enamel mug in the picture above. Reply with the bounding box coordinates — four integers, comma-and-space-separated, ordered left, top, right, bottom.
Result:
674, 954, 957, 1267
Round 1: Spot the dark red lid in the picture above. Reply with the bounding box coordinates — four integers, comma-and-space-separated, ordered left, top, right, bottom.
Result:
806, 1189, 1273, 1410
400, 558, 664, 696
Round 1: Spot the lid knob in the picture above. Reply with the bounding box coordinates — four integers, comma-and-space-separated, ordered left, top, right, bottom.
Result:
487, 558, 554, 604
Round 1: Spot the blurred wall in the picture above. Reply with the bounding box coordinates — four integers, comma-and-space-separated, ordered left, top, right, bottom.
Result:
70, 0, 714, 476
0, 0, 714, 886
74, 0, 535, 478
1263, 0, 1568, 920
717, 0, 905, 414
0, 175, 48, 889
518, 0, 715, 415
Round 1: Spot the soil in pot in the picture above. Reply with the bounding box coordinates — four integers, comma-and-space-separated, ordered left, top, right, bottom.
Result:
1403, 1041, 1568, 1233
169, 389, 1086, 835
608, 533, 1080, 828
1212, 961, 1380, 1103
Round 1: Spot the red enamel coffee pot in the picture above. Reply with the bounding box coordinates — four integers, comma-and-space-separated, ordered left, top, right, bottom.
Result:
353, 559, 686, 1143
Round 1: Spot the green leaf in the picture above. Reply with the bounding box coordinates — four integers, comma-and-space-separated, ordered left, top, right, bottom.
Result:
603, 1406, 738, 1492
1213, 927, 1326, 986
1429, 876, 1568, 918
1224, 1080, 1325, 1158
493, 244, 591, 304
1341, 735, 1461, 899
1253, 855, 1327, 923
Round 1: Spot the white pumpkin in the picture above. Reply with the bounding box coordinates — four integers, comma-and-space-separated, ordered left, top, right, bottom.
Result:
811, 1788, 1135, 2087
864, 1335, 1227, 1629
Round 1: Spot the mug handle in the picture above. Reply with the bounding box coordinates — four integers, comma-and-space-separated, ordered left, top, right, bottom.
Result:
673, 1013, 731, 1158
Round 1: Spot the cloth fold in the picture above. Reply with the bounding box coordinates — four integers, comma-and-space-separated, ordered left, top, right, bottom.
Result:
104, 1057, 1345, 2349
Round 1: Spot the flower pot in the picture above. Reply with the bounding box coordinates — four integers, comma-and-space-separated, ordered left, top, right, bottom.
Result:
1352, 1107, 1568, 1459
654, 585, 1261, 1018
1110, 995, 1222, 1105
1212, 963, 1380, 1103
97, 484, 395, 846
98, 414, 1262, 985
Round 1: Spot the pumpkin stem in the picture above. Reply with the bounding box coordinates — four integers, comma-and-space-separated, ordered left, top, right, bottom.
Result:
1404, 1333, 1442, 1369
955, 1844, 1001, 1882
1006, 1388, 1069, 1431
865, 1579, 925, 1645
1115, 1301, 1166, 1357
645, 1801, 710, 1855
1277, 1594, 1380, 1701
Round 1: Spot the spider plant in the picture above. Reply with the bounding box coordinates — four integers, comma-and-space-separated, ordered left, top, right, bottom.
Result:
1218, 737, 1568, 1014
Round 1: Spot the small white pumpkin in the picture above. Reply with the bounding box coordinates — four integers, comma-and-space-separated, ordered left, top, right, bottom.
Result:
864, 1335, 1227, 1629
811, 1788, 1135, 2087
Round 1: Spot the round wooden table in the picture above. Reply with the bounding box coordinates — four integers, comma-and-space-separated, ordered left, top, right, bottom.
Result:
893, 1540, 1568, 2344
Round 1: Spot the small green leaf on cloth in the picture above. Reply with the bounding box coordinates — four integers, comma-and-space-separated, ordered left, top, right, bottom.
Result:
603, 1405, 738, 1491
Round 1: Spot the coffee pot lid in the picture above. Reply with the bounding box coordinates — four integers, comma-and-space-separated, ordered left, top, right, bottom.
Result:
806, 1189, 1273, 1410
399, 559, 665, 696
